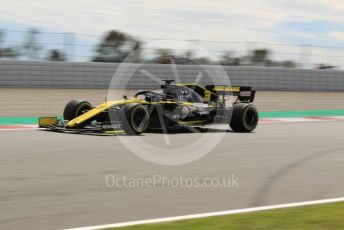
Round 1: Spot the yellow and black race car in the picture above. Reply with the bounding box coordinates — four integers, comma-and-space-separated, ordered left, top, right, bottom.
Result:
39, 80, 258, 135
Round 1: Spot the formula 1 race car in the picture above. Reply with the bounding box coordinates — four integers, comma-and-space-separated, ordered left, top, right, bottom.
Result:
39, 80, 258, 135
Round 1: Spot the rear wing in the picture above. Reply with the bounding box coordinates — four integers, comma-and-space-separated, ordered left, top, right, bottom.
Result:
205, 85, 256, 102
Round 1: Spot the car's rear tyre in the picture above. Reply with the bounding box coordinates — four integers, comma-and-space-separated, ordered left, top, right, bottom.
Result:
63, 99, 92, 121
120, 103, 150, 135
230, 103, 258, 132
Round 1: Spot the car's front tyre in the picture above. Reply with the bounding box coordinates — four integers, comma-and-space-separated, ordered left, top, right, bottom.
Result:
120, 103, 150, 135
63, 99, 92, 121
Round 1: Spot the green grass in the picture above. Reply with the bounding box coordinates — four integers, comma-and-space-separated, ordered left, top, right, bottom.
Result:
108, 202, 344, 230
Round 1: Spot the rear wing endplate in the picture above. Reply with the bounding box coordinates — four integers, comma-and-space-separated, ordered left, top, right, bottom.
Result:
205, 85, 256, 102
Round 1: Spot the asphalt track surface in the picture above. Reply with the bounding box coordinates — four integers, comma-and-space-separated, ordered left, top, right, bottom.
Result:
2, 89, 344, 116
1, 121, 344, 230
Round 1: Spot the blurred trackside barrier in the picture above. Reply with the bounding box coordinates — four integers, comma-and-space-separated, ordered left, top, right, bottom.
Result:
0, 60, 343, 91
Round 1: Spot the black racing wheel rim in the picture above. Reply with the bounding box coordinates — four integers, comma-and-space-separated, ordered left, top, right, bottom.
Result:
131, 106, 149, 132
75, 103, 92, 117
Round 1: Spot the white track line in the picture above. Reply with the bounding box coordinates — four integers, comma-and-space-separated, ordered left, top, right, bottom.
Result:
64, 197, 344, 230
0, 125, 38, 131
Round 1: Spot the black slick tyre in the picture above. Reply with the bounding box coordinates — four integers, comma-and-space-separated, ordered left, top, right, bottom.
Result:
230, 103, 258, 132
120, 103, 150, 135
63, 99, 92, 122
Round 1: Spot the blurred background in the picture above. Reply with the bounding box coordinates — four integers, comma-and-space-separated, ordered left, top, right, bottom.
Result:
0, 28, 342, 69
0, 0, 343, 69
